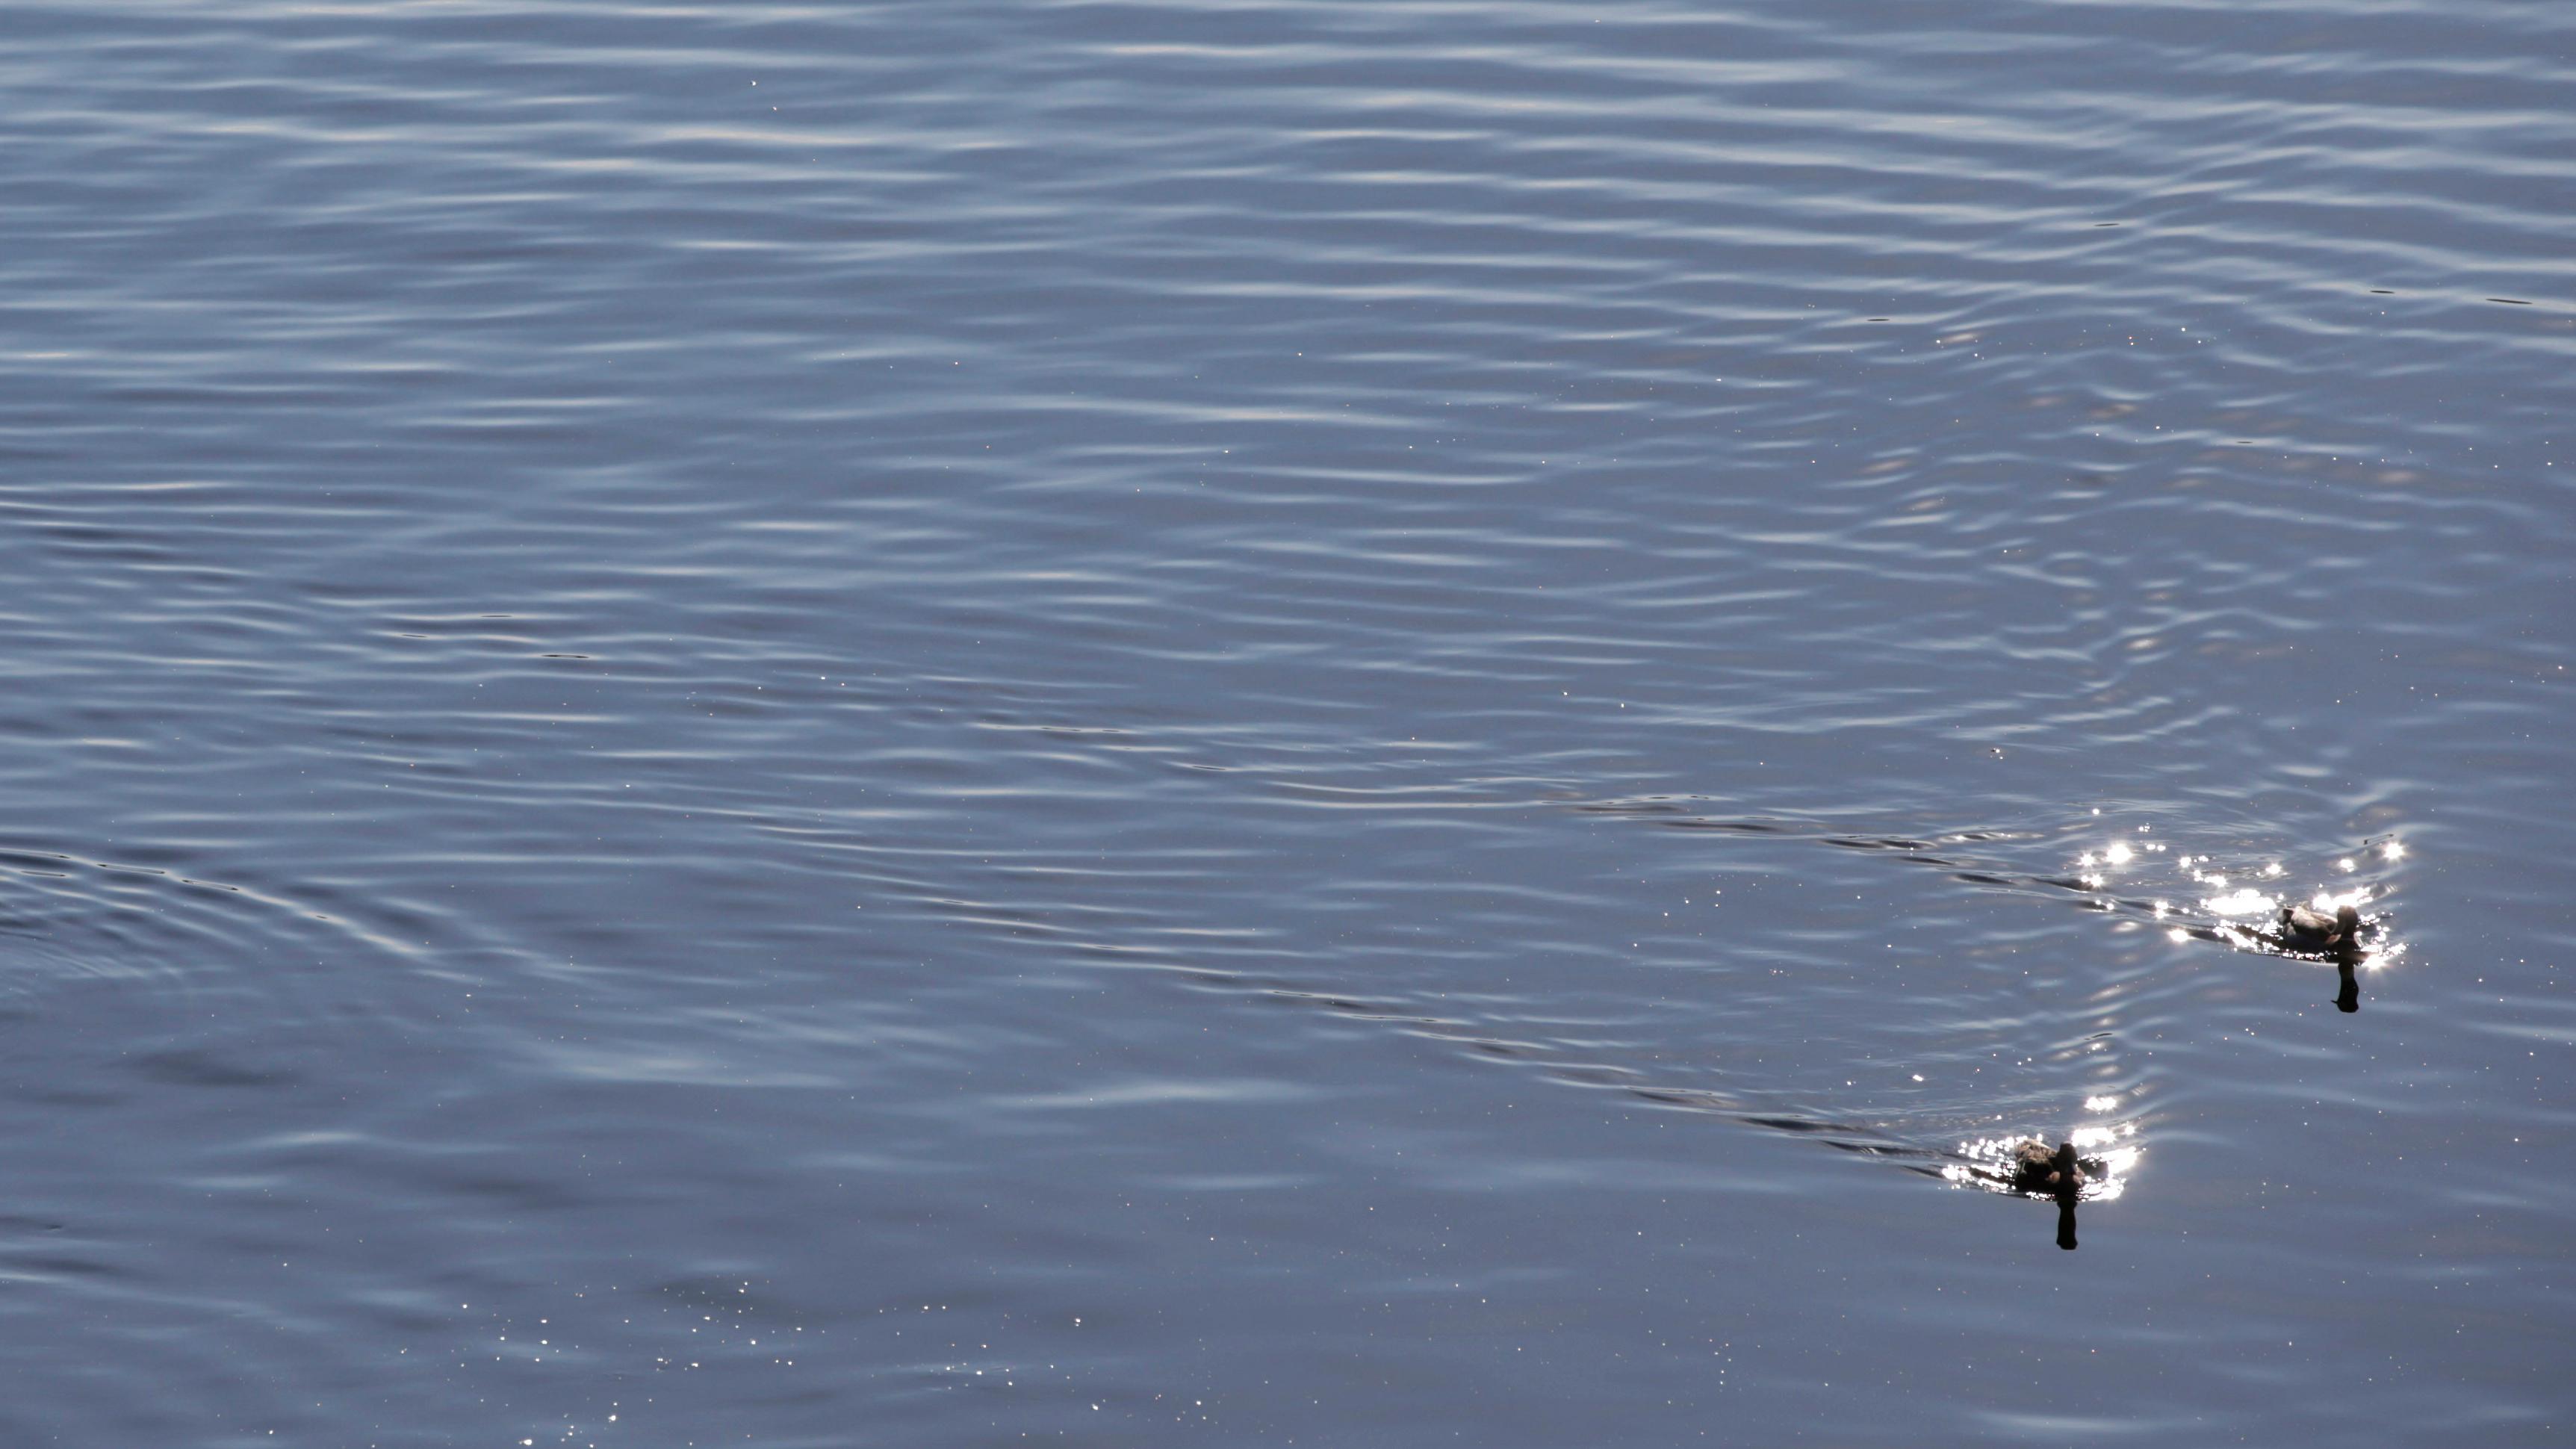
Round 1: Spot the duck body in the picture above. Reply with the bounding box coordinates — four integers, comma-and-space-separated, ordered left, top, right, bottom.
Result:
2274, 902, 2362, 951
2011, 1139, 2086, 1196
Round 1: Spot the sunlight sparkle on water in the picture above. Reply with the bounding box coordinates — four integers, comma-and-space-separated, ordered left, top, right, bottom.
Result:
2206, 888, 2276, 916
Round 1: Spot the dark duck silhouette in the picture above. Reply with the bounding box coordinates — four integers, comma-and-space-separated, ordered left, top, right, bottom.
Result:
2011, 1140, 2087, 1197
2271, 902, 2360, 952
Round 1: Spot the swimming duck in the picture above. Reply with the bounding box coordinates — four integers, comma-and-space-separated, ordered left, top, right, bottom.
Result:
2011, 1140, 2085, 1195
2274, 902, 2360, 952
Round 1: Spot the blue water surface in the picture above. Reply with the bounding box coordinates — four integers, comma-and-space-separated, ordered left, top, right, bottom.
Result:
1, 1, 2571, 1443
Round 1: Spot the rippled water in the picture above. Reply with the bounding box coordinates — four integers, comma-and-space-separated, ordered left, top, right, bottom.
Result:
3, 1, 2572, 1442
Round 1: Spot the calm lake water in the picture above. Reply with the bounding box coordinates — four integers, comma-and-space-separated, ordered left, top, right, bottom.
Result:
2, 1, 2571, 1443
